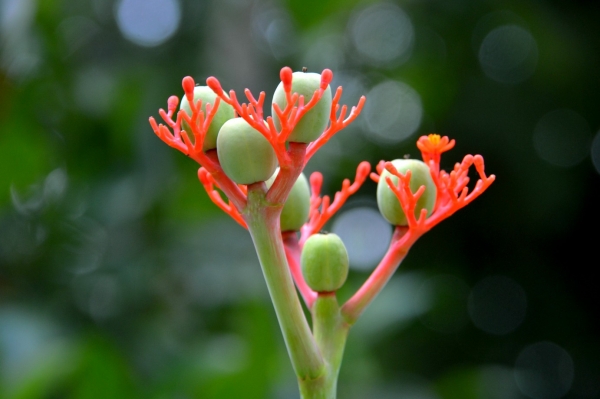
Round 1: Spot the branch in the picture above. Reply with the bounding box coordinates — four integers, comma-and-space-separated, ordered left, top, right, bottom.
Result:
283, 231, 318, 309
305, 87, 366, 162
299, 162, 371, 245
198, 168, 247, 228
149, 76, 247, 211
341, 226, 414, 324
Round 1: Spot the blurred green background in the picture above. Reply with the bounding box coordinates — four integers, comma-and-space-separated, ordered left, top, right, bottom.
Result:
1, 0, 599, 398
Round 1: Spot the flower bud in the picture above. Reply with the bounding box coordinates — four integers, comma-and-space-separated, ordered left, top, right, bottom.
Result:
180, 86, 235, 151
301, 233, 349, 292
266, 169, 310, 232
377, 159, 436, 226
216, 118, 277, 185
271, 72, 332, 143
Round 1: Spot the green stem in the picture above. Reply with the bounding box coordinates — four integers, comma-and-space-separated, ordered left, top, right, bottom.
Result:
245, 184, 325, 381
298, 293, 348, 399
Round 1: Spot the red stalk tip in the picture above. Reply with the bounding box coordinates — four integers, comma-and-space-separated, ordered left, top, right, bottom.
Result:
167, 96, 179, 113
356, 161, 371, 181
198, 168, 210, 184
310, 172, 323, 196
281, 66, 293, 92
206, 76, 223, 94
320, 69, 333, 88
182, 76, 195, 95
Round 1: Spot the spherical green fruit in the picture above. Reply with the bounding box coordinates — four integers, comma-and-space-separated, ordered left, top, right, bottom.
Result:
180, 86, 235, 151
301, 233, 349, 292
266, 169, 310, 232
271, 72, 332, 143
377, 159, 436, 226
217, 118, 277, 185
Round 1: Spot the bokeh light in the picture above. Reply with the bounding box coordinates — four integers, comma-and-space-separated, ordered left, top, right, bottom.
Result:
468, 275, 527, 335
331, 205, 392, 271
252, 6, 298, 60
115, 0, 181, 47
349, 3, 414, 67
478, 25, 538, 84
0, 308, 69, 392
363, 80, 422, 145
0, 0, 39, 79
302, 34, 345, 72
533, 109, 592, 168
352, 272, 430, 339
514, 341, 574, 399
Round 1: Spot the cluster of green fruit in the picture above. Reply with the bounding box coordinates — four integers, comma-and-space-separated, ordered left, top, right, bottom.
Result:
182, 71, 437, 294
181, 71, 332, 185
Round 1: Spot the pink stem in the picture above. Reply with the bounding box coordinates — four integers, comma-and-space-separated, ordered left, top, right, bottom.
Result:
283, 231, 318, 309
266, 142, 307, 204
341, 226, 418, 324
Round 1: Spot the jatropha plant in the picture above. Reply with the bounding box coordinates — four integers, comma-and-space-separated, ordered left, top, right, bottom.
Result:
149, 67, 495, 398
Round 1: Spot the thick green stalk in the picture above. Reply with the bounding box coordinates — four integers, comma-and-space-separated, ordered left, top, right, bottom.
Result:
299, 293, 349, 399
245, 185, 325, 381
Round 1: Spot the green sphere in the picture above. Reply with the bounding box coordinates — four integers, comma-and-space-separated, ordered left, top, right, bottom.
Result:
301, 233, 349, 292
216, 118, 277, 185
180, 86, 235, 151
376, 159, 436, 226
271, 72, 332, 143
266, 169, 310, 232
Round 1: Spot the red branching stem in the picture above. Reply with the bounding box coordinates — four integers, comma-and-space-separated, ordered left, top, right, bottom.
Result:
266, 142, 307, 205
424, 154, 495, 226
198, 168, 247, 229
417, 134, 455, 177
306, 88, 366, 162
299, 161, 371, 245
207, 67, 342, 169
367, 135, 495, 237
369, 160, 386, 183
276, 68, 333, 145
383, 165, 429, 233
283, 231, 318, 309
345, 135, 495, 323
208, 75, 289, 163
149, 76, 247, 212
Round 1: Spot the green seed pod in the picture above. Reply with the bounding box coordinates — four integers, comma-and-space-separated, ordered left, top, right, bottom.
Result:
180, 86, 235, 151
217, 118, 277, 185
266, 169, 310, 232
376, 159, 437, 226
301, 233, 349, 292
271, 72, 332, 143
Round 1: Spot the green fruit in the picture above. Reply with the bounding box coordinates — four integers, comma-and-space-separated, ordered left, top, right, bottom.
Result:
180, 86, 235, 151
377, 159, 436, 226
216, 118, 277, 185
271, 72, 332, 143
266, 169, 310, 232
301, 233, 349, 292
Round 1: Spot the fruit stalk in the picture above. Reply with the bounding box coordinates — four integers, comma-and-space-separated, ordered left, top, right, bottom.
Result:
244, 183, 325, 381
299, 294, 349, 399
